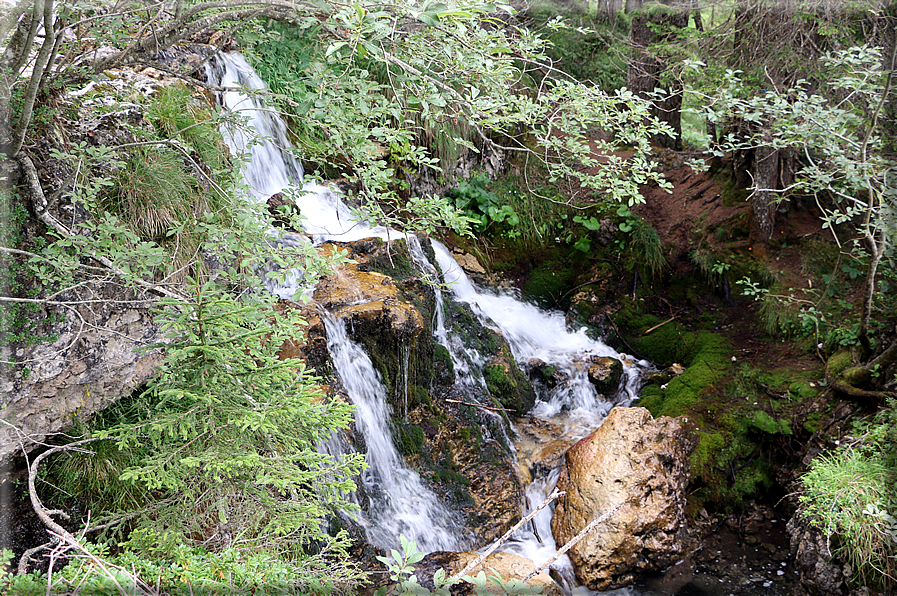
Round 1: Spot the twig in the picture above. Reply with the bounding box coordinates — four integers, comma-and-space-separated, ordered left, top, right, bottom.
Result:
445, 398, 513, 413
450, 488, 566, 581
643, 316, 676, 335
523, 503, 623, 583
17, 541, 53, 576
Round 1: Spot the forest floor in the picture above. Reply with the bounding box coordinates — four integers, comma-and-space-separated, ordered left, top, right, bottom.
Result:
635, 153, 827, 372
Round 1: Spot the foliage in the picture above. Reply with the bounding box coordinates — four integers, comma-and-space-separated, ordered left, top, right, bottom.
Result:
448, 173, 521, 238
1, 539, 358, 595
237, 0, 673, 235
90, 279, 365, 566
690, 44, 897, 355
800, 404, 897, 588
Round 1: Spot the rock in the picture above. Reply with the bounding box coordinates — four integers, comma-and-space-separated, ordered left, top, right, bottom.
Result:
587, 356, 623, 394
452, 251, 486, 275
0, 297, 165, 463
418, 551, 561, 595
484, 352, 536, 415
266, 192, 300, 229
787, 514, 848, 595
551, 406, 697, 590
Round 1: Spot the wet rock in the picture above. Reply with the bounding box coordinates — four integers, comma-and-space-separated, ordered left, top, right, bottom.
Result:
513, 417, 578, 485
418, 551, 561, 595
551, 407, 697, 590
266, 192, 300, 229
306, 241, 429, 404
587, 356, 623, 394
787, 514, 848, 595
484, 351, 536, 415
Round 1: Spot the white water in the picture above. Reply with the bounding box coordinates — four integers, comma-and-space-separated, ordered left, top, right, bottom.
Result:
208, 51, 647, 590
324, 316, 464, 552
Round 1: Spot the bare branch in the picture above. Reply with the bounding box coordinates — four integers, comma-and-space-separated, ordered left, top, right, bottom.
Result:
450, 488, 565, 581
523, 502, 623, 583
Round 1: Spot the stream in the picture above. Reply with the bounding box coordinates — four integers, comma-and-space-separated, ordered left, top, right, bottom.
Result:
207, 51, 650, 595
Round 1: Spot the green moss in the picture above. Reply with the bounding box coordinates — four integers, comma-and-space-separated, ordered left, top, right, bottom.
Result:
827, 350, 854, 378
409, 384, 431, 408
691, 431, 726, 482
523, 259, 577, 308
804, 411, 826, 434
394, 423, 425, 456
483, 352, 537, 415
637, 332, 731, 419
750, 410, 793, 436
459, 426, 482, 449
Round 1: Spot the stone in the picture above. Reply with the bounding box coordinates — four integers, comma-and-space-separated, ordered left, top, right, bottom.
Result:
266, 192, 301, 229
0, 299, 165, 464
551, 407, 697, 590
418, 551, 561, 595
787, 515, 848, 595
587, 356, 623, 394
483, 352, 536, 415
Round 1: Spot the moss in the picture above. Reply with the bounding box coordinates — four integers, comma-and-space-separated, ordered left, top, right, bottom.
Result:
394, 423, 425, 456
750, 410, 793, 436
459, 426, 482, 449
409, 384, 431, 408
827, 350, 854, 377
804, 411, 826, 434
638, 332, 731, 419
691, 430, 726, 482
484, 357, 536, 414
364, 237, 415, 281
788, 381, 820, 401
523, 255, 582, 309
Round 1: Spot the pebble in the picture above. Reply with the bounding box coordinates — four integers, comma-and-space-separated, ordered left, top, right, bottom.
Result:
777, 570, 785, 576
763, 581, 772, 588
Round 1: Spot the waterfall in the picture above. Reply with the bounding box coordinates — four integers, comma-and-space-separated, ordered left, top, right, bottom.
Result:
207, 54, 466, 553
207, 51, 647, 590
323, 316, 464, 552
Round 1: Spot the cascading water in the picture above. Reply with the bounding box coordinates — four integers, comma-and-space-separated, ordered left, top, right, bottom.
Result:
207, 53, 465, 553
208, 51, 647, 591
323, 316, 464, 552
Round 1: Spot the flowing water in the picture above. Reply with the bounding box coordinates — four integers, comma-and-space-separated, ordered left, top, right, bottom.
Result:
208, 51, 648, 591
323, 315, 464, 552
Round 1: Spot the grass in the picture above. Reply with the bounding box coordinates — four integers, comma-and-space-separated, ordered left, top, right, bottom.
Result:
103, 86, 234, 283
800, 446, 897, 588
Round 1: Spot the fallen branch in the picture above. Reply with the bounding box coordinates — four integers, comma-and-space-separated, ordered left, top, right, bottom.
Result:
643, 316, 676, 336
450, 488, 565, 581
523, 502, 623, 583
445, 399, 514, 412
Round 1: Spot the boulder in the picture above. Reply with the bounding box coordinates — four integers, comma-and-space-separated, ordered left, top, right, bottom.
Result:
551, 406, 697, 590
587, 356, 623, 394
418, 551, 561, 595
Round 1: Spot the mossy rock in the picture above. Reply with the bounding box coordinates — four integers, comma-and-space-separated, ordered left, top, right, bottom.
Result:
484, 355, 536, 415
394, 423, 426, 456
587, 356, 623, 394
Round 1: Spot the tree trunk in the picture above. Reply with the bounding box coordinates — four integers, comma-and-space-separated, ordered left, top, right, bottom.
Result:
750, 136, 778, 246
627, 7, 688, 150
624, 0, 643, 13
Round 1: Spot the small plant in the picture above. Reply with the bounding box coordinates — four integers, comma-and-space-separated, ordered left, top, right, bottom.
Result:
800, 444, 897, 588
448, 174, 522, 239
374, 536, 543, 595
